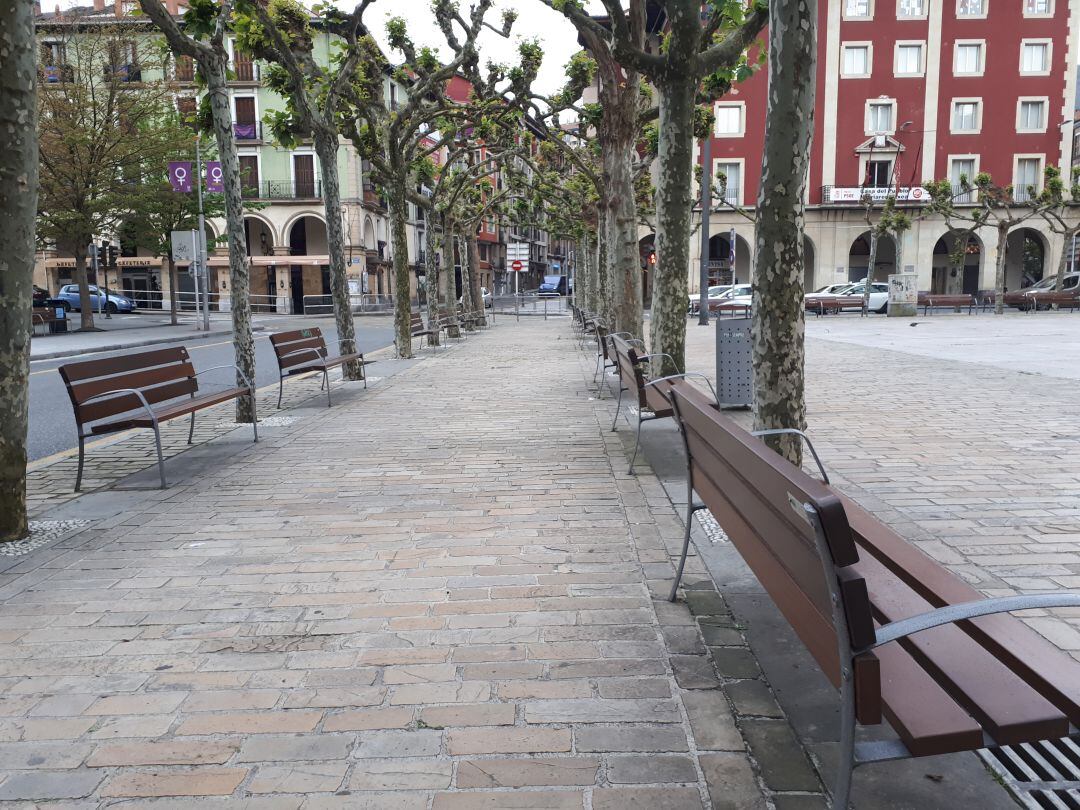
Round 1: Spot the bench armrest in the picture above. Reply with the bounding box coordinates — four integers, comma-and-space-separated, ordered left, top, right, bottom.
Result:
644, 372, 720, 407
751, 428, 830, 485
277, 347, 323, 367
636, 352, 680, 372
192, 363, 255, 392
868, 593, 1080, 651
79, 387, 159, 427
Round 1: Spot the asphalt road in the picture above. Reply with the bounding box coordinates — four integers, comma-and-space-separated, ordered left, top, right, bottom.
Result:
28, 316, 395, 462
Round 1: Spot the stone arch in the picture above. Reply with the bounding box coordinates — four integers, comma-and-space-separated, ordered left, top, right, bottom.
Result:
706, 230, 752, 284
243, 215, 276, 257
802, 234, 816, 292
848, 230, 896, 283
363, 216, 376, 250
282, 211, 327, 249
931, 231, 983, 294
1004, 226, 1049, 291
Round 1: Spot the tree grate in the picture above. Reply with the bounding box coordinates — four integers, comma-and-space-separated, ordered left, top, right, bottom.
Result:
980, 738, 1080, 809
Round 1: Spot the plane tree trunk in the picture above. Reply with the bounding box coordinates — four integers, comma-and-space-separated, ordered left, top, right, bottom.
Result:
0, 0, 37, 542
751, 0, 818, 466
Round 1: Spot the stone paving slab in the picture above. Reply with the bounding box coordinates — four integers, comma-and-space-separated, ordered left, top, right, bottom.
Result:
0, 318, 767, 807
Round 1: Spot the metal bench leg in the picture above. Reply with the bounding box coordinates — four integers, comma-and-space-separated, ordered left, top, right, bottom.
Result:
669, 493, 707, 602
611, 386, 624, 432
628, 412, 645, 475
75, 436, 86, 493
151, 422, 167, 490
324, 368, 332, 407
188, 411, 196, 444
250, 392, 259, 442
277, 376, 284, 409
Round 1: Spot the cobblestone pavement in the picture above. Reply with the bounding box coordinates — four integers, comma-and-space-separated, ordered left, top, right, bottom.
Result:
0, 319, 768, 807
685, 312, 1080, 662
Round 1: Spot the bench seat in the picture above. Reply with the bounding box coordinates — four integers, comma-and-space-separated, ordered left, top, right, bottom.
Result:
90, 387, 250, 434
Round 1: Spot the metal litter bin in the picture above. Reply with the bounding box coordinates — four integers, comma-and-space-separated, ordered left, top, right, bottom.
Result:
715, 315, 752, 407
46, 300, 68, 333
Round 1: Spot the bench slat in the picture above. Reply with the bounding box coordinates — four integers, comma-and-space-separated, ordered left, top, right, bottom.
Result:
856, 550, 1069, 746
845, 496, 1080, 726
68, 362, 196, 404
77, 379, 198, 425
58, 347, 189, 383
91, 387, 250, 433
874, 641, 985, 757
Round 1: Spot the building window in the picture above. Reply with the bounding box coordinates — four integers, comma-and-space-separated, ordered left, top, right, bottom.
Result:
715, 161, 742, 206
895, 43, 924, 76
898, 0, 926, 17
844, 0, 872, 18
950, 157, 978, 202
714, 103, 744, 137
842, 44, 871, 77
957, 0, 987, 16
866, 101, 895, 134
1017, 99, 1047, 132
1024, 0, 1052, 15
865, 159, 893, 188
1014, 156, 1043, 201
954, 42, 984, 76
952, 100, 981, 133
1020, 41, 1051, 75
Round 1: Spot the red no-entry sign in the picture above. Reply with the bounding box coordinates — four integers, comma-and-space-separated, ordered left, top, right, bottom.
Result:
511, 260, 523, 272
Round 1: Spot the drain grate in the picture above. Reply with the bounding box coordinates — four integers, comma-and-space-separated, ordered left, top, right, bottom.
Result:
980, 738, 1080, 809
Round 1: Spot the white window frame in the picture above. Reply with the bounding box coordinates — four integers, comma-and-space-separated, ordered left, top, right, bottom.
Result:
236, 150, 262, 196
231, 92, 259, 137
956, 0, 988, 18
1016, 97, 1049, 133
1023, 0, 1054, 18
953, 40, 985, 77
950, 98, 983, 134
948, 154, 980, 202
713, 158, 745, 207
1013, 154, 1045, 198
858, 154, 896, 188
897, 0, 928, 19
841, 42, 873, 78
894, 41, 925, 77
289, 150, 319, 196
864, 98, 898, 135
713, 101, 746, 138
1019, 39, 1053, 76
842, 0, 874, 20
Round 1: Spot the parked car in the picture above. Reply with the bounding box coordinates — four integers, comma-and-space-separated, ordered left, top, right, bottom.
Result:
538, 275, 568, 296
714, 283, 753, 311
836, 281, 890, 313
687, 285, 732, 314
459, 287, 493, 308
1003, 272, 1080, 310
805, 282, 855, 299
32, 285, 49, 307
56, 284, 136, 313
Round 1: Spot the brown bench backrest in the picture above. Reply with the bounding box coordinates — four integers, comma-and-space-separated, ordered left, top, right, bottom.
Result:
59, 347, 198, 427
270, 328, 329, 371
668, 383, 878, 702
611, 337, 649, 409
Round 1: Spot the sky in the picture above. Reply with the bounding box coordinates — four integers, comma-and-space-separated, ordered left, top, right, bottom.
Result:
54, 0, 588, 96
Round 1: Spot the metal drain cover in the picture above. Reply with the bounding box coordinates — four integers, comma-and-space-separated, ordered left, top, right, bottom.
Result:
980, 738, 1080, 809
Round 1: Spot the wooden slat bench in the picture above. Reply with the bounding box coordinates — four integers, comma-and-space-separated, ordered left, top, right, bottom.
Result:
58, 347, 257, 491
806, 296, 867, 317
917, 293, 976, 315
407, 312, 439, 350
269, 327, 371, 408
31, 306, 63, 335
665, 382, 1080, 808
609, 335, 718, 475
1030, 291, 1080, 313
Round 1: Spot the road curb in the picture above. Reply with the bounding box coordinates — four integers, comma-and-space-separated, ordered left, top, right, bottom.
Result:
30, 325, 266, 362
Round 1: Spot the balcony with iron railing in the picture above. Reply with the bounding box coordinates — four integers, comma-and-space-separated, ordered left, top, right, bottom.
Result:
232, 58, 259, 83
240, 179, 323, 200
103, 63, 142, 82
233, 121, 263, 141
40, 64, 74, 83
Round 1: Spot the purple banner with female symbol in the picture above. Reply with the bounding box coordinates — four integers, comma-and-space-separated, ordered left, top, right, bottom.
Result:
168, 161, 193, 193
206, 161, 224, 193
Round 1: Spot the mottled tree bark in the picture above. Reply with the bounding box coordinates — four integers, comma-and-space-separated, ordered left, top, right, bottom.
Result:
649, 77, 696, 376
167, 256, 179, 326
862, 230, 878, 311
440, 216, 461, 339
457, 235, 476, 332
72, 249, 97, 330
139, 0, 255, 422
205, 64, 256, 421
424, 221, 440, 345
466, 232, 485, 327
314, 131, 362, 378
0, 0, 37, 542
388, 183, 413, 356
751, 0, 818, 466
596, 207, 611, 323
994, 222, 1009, 314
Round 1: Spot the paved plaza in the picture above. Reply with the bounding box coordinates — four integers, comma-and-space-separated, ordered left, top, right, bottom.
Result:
6, 310, 1080, 807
